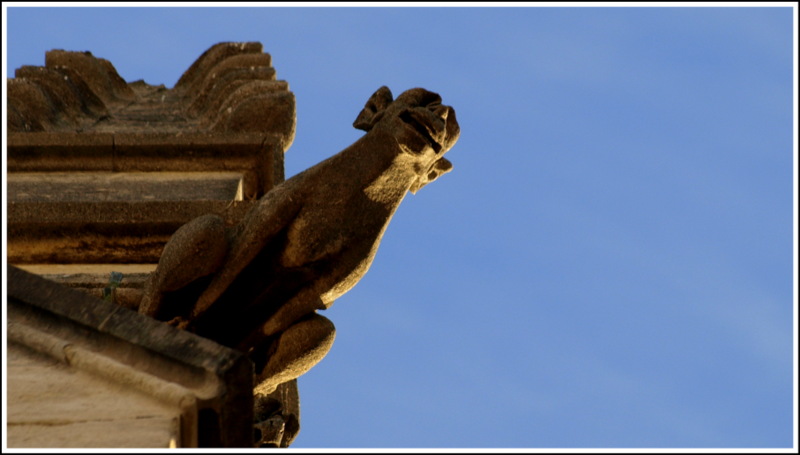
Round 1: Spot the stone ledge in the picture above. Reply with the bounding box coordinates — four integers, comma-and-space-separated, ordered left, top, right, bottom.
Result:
8, 131, 274, 151
12, 265, 154, 310
7, 200, 256, 264
7, 171, 245, 203
8, 200, 255, 225
7, 132, 284, 196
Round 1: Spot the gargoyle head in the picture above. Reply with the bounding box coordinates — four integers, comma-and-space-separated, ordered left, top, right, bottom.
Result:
353, 86, 460, 193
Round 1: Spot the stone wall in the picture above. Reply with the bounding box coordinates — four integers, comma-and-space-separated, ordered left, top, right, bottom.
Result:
6, 42, 301, 448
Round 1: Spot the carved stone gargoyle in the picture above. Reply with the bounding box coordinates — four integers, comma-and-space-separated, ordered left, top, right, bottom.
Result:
139, 86, 459, 396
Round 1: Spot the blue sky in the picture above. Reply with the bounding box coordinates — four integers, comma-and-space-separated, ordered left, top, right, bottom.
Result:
3, 3, 797, 450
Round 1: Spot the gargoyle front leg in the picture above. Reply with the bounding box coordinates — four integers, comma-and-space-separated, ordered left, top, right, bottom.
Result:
139, 214, 230, 321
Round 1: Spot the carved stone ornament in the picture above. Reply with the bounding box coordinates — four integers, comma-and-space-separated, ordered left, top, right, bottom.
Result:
139, 85, 460, 395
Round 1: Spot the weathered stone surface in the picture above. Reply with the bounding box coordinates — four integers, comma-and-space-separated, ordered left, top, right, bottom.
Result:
175, 42, 264, 93
212, 92, 296, 142
14, 66, 88, 128
49, 65, 111, 117
7, 344, 179, 448
45, 49, 136, 104
7, 78, 58, 131
15, 264, 155, 275
139, 214, 230, 319
195, 79, 289, 120
111, 132, 265, 171
254, 380, 300, 447
190, 66, 276, 118
7, 200, 255, 264
252, 313, 336, 395
186, 56, 279, 115
140, 85, 460, 397
187, 53, 275, 112
7, 42, 294, 159
7, 172, 244, 202
7, 265, 255, 447
6, 43, 457, 448
5, 44, 293, 275
212, 52, 273, 75
8, 200, 254, 226
7, 132, 115, 170
6, 42, 298, 446
6, 135, 281, 267
12, 265, 152, 310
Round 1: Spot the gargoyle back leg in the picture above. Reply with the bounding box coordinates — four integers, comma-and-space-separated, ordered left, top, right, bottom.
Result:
139, 214, 229, 319
191, 184, 304, 320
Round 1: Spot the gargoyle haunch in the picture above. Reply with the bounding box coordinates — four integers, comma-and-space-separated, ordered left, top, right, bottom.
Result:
139, 86, 460, 392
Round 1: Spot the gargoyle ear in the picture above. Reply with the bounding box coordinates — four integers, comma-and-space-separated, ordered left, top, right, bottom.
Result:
353, 86, 394, 131
409, 158, 454, 194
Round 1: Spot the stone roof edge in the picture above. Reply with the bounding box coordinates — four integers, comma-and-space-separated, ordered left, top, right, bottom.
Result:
6, 265, 254, 446
7, 42, 296, 146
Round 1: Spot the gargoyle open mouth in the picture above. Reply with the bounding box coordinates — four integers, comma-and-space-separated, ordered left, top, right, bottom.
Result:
399, 110, 443, 154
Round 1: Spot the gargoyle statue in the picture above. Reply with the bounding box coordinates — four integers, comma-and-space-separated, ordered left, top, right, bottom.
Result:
139, 86, 459, 395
